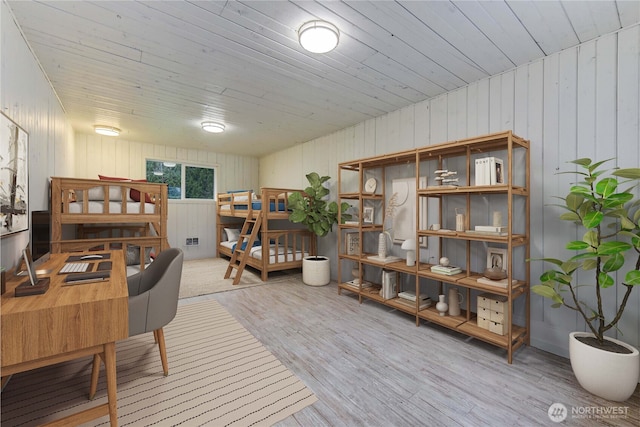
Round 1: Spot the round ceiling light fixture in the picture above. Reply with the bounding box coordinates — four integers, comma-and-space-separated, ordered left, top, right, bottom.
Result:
201, 122, 225, 133
298, 20, 339, 53
94, 125, 121, 136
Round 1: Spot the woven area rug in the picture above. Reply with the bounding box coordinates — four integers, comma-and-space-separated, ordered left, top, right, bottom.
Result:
179, 257, 302, 299
1, 299, 317, 426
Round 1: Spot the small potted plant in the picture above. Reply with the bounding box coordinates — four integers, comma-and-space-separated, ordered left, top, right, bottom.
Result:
530, 158, 640, 401
288, 172, 351, 286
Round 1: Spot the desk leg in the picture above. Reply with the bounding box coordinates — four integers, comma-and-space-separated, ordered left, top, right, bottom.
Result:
103, 342, 118, 427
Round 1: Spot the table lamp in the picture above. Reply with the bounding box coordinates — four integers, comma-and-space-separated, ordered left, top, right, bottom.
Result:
401, 239, 416, 266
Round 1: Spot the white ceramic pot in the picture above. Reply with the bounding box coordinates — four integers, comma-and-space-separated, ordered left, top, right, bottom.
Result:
302, 256, 330, 286
569, 331, 640, 401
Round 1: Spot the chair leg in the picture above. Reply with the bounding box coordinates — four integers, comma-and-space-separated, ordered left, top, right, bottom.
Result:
89, 353, 102, 400
155, 328, 169, 376
153, 329, 159, 343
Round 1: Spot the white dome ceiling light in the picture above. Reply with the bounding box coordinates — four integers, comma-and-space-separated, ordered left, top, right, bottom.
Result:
298, 20, 339, 54
201, 122, 225, 133
94, 125, 121, 136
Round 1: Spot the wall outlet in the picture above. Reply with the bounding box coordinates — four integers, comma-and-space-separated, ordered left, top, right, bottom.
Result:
185, 237, 199, 246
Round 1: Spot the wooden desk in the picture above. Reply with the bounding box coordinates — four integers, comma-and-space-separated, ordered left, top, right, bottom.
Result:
1, 251, 128, 426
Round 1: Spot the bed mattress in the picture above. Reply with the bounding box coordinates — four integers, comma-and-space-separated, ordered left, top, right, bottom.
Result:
67, 201, 157, 214
219, 201, 287, 212
221, 241, 307, 263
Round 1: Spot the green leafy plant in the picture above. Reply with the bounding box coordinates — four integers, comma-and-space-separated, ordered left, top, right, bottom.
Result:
530, 158, 640, 348
288, 172, 351, 238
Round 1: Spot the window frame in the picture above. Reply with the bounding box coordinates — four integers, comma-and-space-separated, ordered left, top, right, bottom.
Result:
145, 159, 217, 202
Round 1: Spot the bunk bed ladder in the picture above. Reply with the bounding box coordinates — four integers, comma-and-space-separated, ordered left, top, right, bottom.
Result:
224, 211, 263, 285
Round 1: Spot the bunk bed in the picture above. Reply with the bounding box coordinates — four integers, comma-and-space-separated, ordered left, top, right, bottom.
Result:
216, 188, 316, 281
50, 177, 169, 273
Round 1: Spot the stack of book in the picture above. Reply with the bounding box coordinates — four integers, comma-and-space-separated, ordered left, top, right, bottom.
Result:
430, 265, 462, 275
466, 225, 508, 236
475, 157, 504, 185
398, 291, 431, 309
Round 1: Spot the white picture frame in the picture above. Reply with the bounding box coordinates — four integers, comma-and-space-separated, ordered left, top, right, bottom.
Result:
345, 232, 360, 255
487, 247, 508, 271
362, 206, 374, 224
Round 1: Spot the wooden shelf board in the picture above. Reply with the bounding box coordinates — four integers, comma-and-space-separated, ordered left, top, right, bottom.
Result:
457, 321, 527, 348
418, 306, 467, 328
456, 275, 527, 295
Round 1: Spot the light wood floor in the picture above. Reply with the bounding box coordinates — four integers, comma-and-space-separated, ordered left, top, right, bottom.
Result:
182, 279, 640, 427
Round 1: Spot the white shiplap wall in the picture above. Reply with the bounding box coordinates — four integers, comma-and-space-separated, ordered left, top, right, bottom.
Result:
73, 133, 259, 260
1, 1, 74, 269
260, 24, 640, 359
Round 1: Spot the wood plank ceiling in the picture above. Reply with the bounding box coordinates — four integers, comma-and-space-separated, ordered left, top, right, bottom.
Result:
7, 1, 639, 157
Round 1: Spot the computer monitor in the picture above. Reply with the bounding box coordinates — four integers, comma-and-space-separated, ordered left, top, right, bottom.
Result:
22, 247, 39, 286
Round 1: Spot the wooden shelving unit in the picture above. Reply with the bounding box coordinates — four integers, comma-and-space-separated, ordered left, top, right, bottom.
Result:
337, 130, 530, 363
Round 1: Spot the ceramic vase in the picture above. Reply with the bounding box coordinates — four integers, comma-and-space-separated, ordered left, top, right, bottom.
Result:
436, 294, 448, 316
378, 233, 387, 258
448, 287, 462, 316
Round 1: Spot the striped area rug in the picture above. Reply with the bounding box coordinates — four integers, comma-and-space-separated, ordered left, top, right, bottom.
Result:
1, 299, 317, 426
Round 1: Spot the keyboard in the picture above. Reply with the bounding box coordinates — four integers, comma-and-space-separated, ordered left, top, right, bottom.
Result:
59, 262, 90, 274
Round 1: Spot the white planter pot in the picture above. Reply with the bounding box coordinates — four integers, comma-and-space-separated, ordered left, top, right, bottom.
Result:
302, 256, 330, 286
569, 332, 640, 401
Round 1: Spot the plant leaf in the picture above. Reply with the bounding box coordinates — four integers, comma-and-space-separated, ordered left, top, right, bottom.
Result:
565, 193, 584, 211
560, 212, 581, 221
597, 241, 632, 255
582, 211, 603, 228
570, 158, 592, 167
595, 177, 617, 197
582, 259, 597, 270
624, 270, 640, 285
583, 230, 598, 247
601, 252, 624, 273
532, 285, 561, 301
598, 272, 615, 288
613, 168, 640, 179
566, 240, 590, 250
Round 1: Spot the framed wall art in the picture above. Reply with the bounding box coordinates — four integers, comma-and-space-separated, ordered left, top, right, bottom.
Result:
1, 112, 29, 237
362, 206, 374, 224
487, 247, 507, 271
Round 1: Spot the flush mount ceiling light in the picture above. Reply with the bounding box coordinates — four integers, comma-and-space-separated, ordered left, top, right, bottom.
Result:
201, 122, 225, 133
298, 20, 339, 53
94, 125, 120, 136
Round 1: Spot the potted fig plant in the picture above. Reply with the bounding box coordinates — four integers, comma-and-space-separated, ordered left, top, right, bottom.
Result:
530, 158, 640, 401
288, 172, 351, 286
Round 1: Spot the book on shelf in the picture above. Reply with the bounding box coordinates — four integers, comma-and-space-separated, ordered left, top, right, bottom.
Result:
345, 279, 372, 288
395, 297, 431, 310
474, 225, 507, 232
474, 157, 504, 185
367, 255, 403, 264
398, 291, 430, 302
430, 265, 462, 275
465, 230, 508, 237
476, 276, 517, 288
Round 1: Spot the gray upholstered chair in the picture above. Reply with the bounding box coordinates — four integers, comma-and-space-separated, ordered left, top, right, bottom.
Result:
89, 247, 184, 399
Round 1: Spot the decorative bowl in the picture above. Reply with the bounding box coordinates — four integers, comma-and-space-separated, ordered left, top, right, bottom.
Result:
483, 268, 507, 280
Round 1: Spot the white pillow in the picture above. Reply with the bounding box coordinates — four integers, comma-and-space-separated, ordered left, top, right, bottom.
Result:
224, 228, 240, 242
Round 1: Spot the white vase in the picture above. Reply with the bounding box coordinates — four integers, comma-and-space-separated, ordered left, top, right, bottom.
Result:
569, 331, 640, 401
302, 256, 330, 286
378, 233, 387, 258
436, 295, 448, 316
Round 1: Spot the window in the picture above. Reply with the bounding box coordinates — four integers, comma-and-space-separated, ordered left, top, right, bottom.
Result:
146, 160, 216, 200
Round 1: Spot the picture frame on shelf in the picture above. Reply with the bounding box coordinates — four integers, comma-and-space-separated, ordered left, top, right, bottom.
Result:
345, 232, 360, 255
486, 247, 508, 271
363, 206, 374, 224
